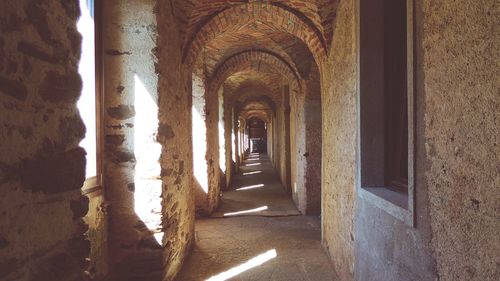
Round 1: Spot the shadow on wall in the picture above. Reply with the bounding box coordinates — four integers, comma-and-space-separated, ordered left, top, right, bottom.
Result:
105, 75, 163, 280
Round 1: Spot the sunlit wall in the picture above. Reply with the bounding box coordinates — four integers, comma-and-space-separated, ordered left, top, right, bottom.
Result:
134, 75, 163, 244
192, 73, 209, 193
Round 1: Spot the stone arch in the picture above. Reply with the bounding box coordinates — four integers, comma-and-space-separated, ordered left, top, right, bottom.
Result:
183, 2, 327, 65
209, 50, 301, 93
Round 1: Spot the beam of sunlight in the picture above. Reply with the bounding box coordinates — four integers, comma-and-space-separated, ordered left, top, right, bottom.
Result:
247, 156, 260, 160
218, 89, 226, 172
236, 184, 264, 191
231, 130, 236, 162
206, 249, 277, 281
76, 0, 96, 178
134, 75, 163, 245
223, 206, 268, 217
192, 74, 209, 193
242, 171, 262, 176
245, 162, 261, 166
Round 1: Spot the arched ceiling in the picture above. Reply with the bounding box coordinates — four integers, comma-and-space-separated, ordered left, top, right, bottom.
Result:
198, 20, 315, 78
172, 1, 337, 122
226, 73, 283, 99
171, 0, 339, 52
209, 50, 301, 93
237, 95, 277, 122
174, 1, 338, 68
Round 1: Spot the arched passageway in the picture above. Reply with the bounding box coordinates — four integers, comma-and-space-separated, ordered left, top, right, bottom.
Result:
1, 1, 497, 281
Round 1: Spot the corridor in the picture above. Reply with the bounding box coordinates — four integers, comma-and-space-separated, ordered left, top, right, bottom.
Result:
1, 1, 497, 281
177, 153, 337, 281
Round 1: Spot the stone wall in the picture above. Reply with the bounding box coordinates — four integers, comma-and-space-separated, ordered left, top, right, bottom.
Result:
0, 1, 89, 280
419, 1, 499, 280
290, 87, 306, 212
320, 0, 357, 279
322, 1, 499, 281
223, 87, 235, 188
157, 1, 195, 279
204, 84, 221, 214
84, 191, 109, 279
101, 0, 163, 279
303, 66, 322, 215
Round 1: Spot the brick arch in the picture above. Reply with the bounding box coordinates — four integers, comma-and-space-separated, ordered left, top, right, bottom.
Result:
183, 2, 327, 65
238, 95, 277, 123
209, 50, 301, 93
244, 111, 271, 123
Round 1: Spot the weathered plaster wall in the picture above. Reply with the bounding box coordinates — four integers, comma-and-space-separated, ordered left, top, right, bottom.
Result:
322, 1, 435, 280
0, 1, 89, 280
192, 71, 220, 215
101, 0, 164, 279
204, 85, 221, 214
290, 87, 307, 212
157, 1, 195, 279
223, 87, 235, 188
277, 86, 292, 191
419, 1, 499, 280
304, 67, 322, 216
320, 1, 357, 279
324, 1, 498, 281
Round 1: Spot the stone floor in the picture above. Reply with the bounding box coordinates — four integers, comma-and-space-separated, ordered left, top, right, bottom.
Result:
176, 153, 338, 281
211, 153, 300, 217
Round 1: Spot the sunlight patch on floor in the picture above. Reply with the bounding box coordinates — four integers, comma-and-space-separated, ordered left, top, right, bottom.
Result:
205, 249, 277, 281
224, 206, 268, 217
236, 184, 264, 191
242, 171, 262, 176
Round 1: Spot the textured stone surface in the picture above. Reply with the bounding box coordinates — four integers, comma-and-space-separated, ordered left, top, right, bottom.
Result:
1, 1, 497, 281
0, 1, 88, 280
157, 1, 196, 279
320, 1, 357, 279
419, 1, 499, 280
176, 216, 338, 281
102, 1, 164, 280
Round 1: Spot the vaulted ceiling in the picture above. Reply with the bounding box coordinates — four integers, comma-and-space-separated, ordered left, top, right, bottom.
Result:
171, 0, 339, 120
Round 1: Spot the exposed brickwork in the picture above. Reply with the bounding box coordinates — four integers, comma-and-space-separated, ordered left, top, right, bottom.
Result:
210, 50, 301, 93
173, 0, 339, 54
183, 2, 327, 66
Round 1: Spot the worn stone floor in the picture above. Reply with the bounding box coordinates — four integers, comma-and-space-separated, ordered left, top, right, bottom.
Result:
212, 153, 300, 217
176, 153, 338, 281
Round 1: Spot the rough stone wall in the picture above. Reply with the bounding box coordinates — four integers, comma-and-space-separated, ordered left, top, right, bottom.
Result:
277, 86, 292, 191
156, 1, 195, 279
419, 1, 499, 280
304, 67, 322, 215
192, 71, 220, 215
204, 86, 221, 214
101, 0, 163, 278
224, 87, 235, 188
323, 1, 499, 281
84, 191, 109, 279
322, 1, 435, 280
0, 1, 89, 280
320, 0, 357, 279
290, 87, 307, 212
